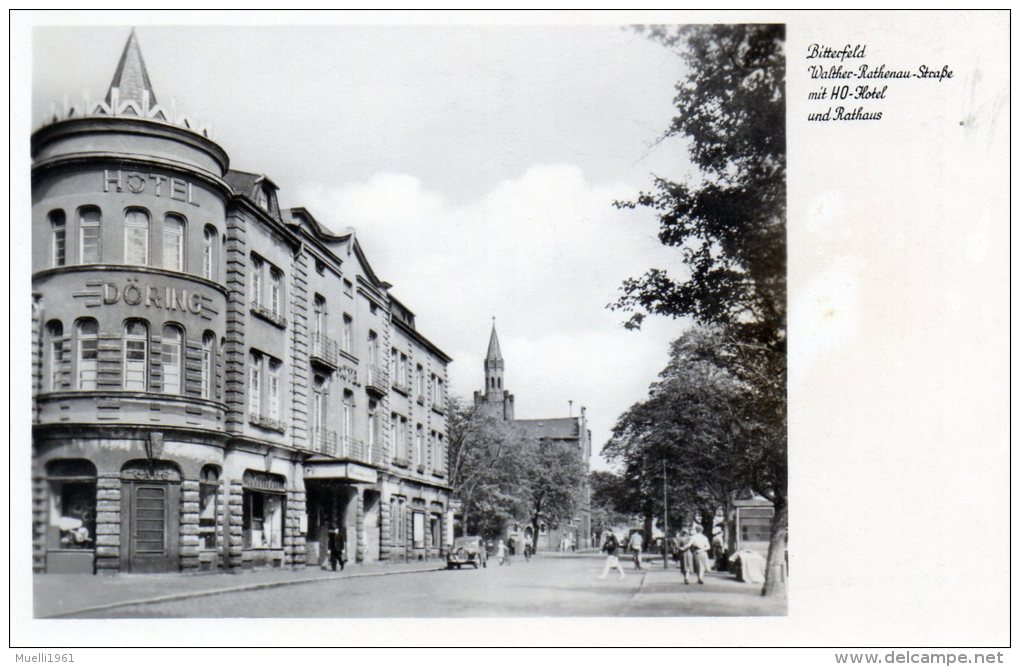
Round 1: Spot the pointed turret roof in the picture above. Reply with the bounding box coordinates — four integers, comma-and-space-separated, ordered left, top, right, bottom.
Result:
105, 29, 157, 107
486, 319, 503, 361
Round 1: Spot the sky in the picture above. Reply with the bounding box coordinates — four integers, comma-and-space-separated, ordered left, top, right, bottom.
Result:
32, 23, 697, 470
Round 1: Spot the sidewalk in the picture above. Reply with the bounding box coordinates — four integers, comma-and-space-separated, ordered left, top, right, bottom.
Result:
34, 558, 443, 619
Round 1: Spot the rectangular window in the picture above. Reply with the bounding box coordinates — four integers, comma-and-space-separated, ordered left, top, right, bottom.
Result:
342, 315, 353, 353
368, 331, 378, 366
415, 426, 424, 468
268, 359, 282, 421
202, 227, 215, 280
161, 328, 182, 395
50, 338, 63, 390
249, 353, 262, 418
201, 335, 214, 399
124, 321, 148, 391
76, 321, 98, 390
199, 482, 218, 550
413, 512, 425, 549
124, 210, 149, 266
163, 215, 185, 271
399, 353, 408, 388
79, 208, 101, 264
342, 391, 354, 445
390, 348, 398, 385
50, 211, 66, 267
416, 364, 424, 398
250, 257, 263, 307
343, 279, 353, 297
269, 269, 282, 316
368, 400, 378, 455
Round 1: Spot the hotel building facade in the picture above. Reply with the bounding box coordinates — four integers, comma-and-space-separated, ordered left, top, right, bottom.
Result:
31, 31, 453, 575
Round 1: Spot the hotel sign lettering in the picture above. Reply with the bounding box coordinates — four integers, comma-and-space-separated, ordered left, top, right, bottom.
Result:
103, 169, 200, 207
102, 281, 205, 315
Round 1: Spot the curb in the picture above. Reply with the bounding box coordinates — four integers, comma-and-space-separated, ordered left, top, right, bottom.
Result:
40, 565, 444, 619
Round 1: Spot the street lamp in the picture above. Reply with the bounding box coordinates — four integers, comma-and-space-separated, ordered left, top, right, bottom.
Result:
662, 458, 669, 570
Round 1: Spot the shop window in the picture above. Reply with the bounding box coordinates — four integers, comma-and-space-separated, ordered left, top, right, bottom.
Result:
202, 225, 216, 280
124, 208, 150, 266
46, 460, 97, 551
75, 318, 98, 390
78, 206, 102, 264
161, 324, 183, 394
200, 332, 215, 399
50, 210, 66, 267
163, 214, 185, 272
243, 490, 284, 549
413, 511, 425, 549
199, 465, 220, 550
123, 319, 149, 390
46, 320, 63, 391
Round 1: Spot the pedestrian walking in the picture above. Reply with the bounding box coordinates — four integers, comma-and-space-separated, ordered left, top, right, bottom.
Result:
690, 524, 711, 584
598, 532, 626, 580
328, 526, 346, 572
677, 528, 694, 584
523, 533, 533, 561
712, 526, 728, 571
628, 530, 644, 570
496, 539, 507, 566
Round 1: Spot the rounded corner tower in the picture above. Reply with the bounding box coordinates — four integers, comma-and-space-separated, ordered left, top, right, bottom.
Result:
31, 29, 234, 575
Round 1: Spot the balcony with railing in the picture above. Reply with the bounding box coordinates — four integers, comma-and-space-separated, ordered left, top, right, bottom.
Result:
366, 365, 388, 396
309, 428, 338, 456
251, 302, 287, 329
310, 333, 339, 370
334, 436, 370, 464
249, 412, 286, 434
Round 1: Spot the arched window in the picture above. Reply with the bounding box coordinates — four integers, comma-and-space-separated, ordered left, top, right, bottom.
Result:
123, 320, 149, 390
161, 324, 183, 394
49, 211, 66, 267
313, 294, 326, 338
75, 318, 98, 390
163, 214, 185, 272
78, 207, 101, 264
46, 320, 63, 391
202, 225, 216, 280
249, 350, 262, 418
201, 331, 215, 399
123, 209, 149, 265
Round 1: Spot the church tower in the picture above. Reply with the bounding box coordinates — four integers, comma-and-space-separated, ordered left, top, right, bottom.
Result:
473, 320, 514, 420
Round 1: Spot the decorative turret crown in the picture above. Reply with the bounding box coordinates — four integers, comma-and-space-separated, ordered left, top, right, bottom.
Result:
40, 29, 211, 137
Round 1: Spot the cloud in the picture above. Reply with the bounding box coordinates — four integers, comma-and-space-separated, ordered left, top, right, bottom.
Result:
294, 164, 686, 468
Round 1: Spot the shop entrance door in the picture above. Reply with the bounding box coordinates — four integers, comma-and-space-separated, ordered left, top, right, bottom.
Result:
121, 481, 180, 573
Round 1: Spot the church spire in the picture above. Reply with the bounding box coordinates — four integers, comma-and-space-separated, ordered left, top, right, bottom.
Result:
105, 28, 158, 107
485, 317, 503, 361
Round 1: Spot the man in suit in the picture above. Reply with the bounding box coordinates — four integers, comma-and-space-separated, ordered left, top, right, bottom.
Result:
328, 526, 346, 572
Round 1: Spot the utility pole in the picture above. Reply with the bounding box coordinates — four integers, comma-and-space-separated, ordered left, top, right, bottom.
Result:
662, 458, 669, 570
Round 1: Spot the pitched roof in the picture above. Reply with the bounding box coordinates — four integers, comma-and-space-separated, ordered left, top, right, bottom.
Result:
105, 29, 157, 107
514, 417, 580, 440
486, 322, 503, 361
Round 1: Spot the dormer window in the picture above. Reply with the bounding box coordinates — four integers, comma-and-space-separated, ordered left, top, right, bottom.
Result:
256, 186, 270, 212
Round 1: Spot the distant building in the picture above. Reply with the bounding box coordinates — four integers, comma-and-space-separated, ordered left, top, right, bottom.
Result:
471, 323, 592, 549
31, 31, 452, 574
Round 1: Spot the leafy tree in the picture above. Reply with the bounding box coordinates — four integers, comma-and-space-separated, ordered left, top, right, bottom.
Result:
611, 24, 787, 596
590, 470, 633, 539
519, 440, 588, 548
447, 397, 531, 538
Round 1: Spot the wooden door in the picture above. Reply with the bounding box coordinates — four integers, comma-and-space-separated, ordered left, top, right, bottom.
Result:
121, 481, 180, 573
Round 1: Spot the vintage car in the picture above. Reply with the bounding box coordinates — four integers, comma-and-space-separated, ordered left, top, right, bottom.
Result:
447, 536, 488, 569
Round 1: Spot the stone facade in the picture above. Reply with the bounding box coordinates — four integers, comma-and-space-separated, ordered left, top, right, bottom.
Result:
31, 30, 452, 575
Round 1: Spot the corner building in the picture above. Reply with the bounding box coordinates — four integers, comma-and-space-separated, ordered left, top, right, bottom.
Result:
31, 31, 452, 574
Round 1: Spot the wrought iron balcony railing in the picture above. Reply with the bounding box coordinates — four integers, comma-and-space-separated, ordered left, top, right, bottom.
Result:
310, 333, 339, 369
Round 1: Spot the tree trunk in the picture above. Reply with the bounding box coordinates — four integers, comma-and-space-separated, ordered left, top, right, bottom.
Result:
761, 501, 788, 597
700, 507, 716, 537
642, 512, 653, 545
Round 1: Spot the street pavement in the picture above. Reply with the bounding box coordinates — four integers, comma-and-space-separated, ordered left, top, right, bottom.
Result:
42, 551, 786, 618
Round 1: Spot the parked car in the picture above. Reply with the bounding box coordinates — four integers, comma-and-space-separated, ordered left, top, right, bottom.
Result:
447, 536, 488, 569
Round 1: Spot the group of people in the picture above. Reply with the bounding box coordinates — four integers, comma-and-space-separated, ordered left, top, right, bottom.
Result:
495, 533, 534, 565
599, 524, 726, 584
